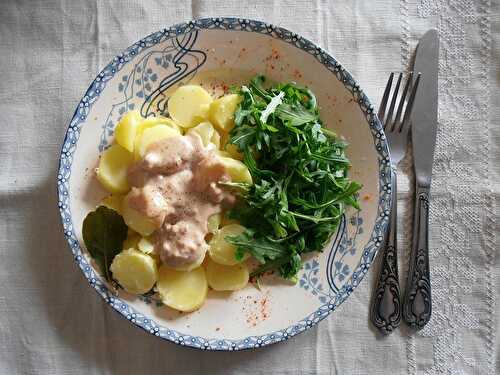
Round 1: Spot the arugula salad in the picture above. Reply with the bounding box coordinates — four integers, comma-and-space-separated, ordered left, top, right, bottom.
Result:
82, 75, 360, 312
226, 76, 361, 281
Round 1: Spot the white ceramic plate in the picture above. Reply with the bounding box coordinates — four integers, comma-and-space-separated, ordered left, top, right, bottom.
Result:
57, 18, 391, 350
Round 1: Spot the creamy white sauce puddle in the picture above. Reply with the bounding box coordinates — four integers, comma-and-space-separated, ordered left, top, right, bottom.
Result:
126, 134, 235, 268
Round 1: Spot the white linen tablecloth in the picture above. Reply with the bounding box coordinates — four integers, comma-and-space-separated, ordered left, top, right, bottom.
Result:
1, 1, 498, 374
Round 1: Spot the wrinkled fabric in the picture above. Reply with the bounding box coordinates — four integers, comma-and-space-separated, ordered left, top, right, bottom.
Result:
0, 0, 498, 374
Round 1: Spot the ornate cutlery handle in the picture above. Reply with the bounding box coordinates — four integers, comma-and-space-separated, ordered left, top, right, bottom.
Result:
370, 168, 401, 334
403, 183, 432, 329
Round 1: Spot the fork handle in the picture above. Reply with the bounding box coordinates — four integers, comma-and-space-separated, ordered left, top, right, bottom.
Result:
403, 183, 432, 329
370, 168, 401, 334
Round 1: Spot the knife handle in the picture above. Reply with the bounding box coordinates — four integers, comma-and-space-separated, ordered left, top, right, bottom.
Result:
370, 168, 401, 334
403, 183, 432, 329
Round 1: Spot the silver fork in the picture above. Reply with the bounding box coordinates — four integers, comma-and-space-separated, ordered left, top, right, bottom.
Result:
370, 72, 421, 335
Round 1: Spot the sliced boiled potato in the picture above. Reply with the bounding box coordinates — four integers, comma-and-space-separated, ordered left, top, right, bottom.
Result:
100, 194, 124, 214
136, 116, 181, 135
157, 265, 208, 312
114, 110, 143, 152
209, 94, 241, 132
216, 150, 232, 158
225, 143, 244, 160
134, 124, 180, 160
219, 156, 253, 185
138, 236, 155, 254
110, 249, 158, 295
170, 251, 206, 272
168, 85, 213, 128
211, 128, 221, 149
207, 213, 221, 234
96, 144, 134, 194
221, 132, 243, 160
206, 258, 249, 291
187, 121, 215, 147
193, 103, 211, 125
208, 224, 248, 265
121, 195, 157, 236
150, 252, 161, 265
123, 232, 140, 250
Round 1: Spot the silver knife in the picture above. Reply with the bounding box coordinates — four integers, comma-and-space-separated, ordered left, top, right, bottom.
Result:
403, 29, 439, 329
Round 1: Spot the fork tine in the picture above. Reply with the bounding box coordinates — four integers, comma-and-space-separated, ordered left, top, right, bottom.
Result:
394, 72, 413, 132
400, 73, 421, 132
378, 72, 394, 128
385, 73, 403, 132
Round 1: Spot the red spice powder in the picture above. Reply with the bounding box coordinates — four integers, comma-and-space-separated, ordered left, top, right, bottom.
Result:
237, 47, 248, 59
262, 48, 283, 72
293, 69, 303, 79
242, 290, 271, 327
259, 296, 269, 319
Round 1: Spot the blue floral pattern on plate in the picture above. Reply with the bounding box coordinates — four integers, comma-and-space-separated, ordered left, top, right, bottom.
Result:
57, 17, 392, 350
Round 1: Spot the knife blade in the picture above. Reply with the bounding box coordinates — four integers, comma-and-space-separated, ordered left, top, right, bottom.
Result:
403, 29, 439, 330
411, 29, 439, 186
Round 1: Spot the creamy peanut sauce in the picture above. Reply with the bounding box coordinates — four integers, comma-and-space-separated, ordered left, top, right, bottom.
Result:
126, 134, 235, 268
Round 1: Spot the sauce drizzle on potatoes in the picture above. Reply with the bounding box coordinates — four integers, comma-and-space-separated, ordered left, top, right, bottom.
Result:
88, 84, 251, 312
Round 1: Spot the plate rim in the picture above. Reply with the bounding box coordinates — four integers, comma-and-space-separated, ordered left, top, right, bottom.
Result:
57, 17, 392, 351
